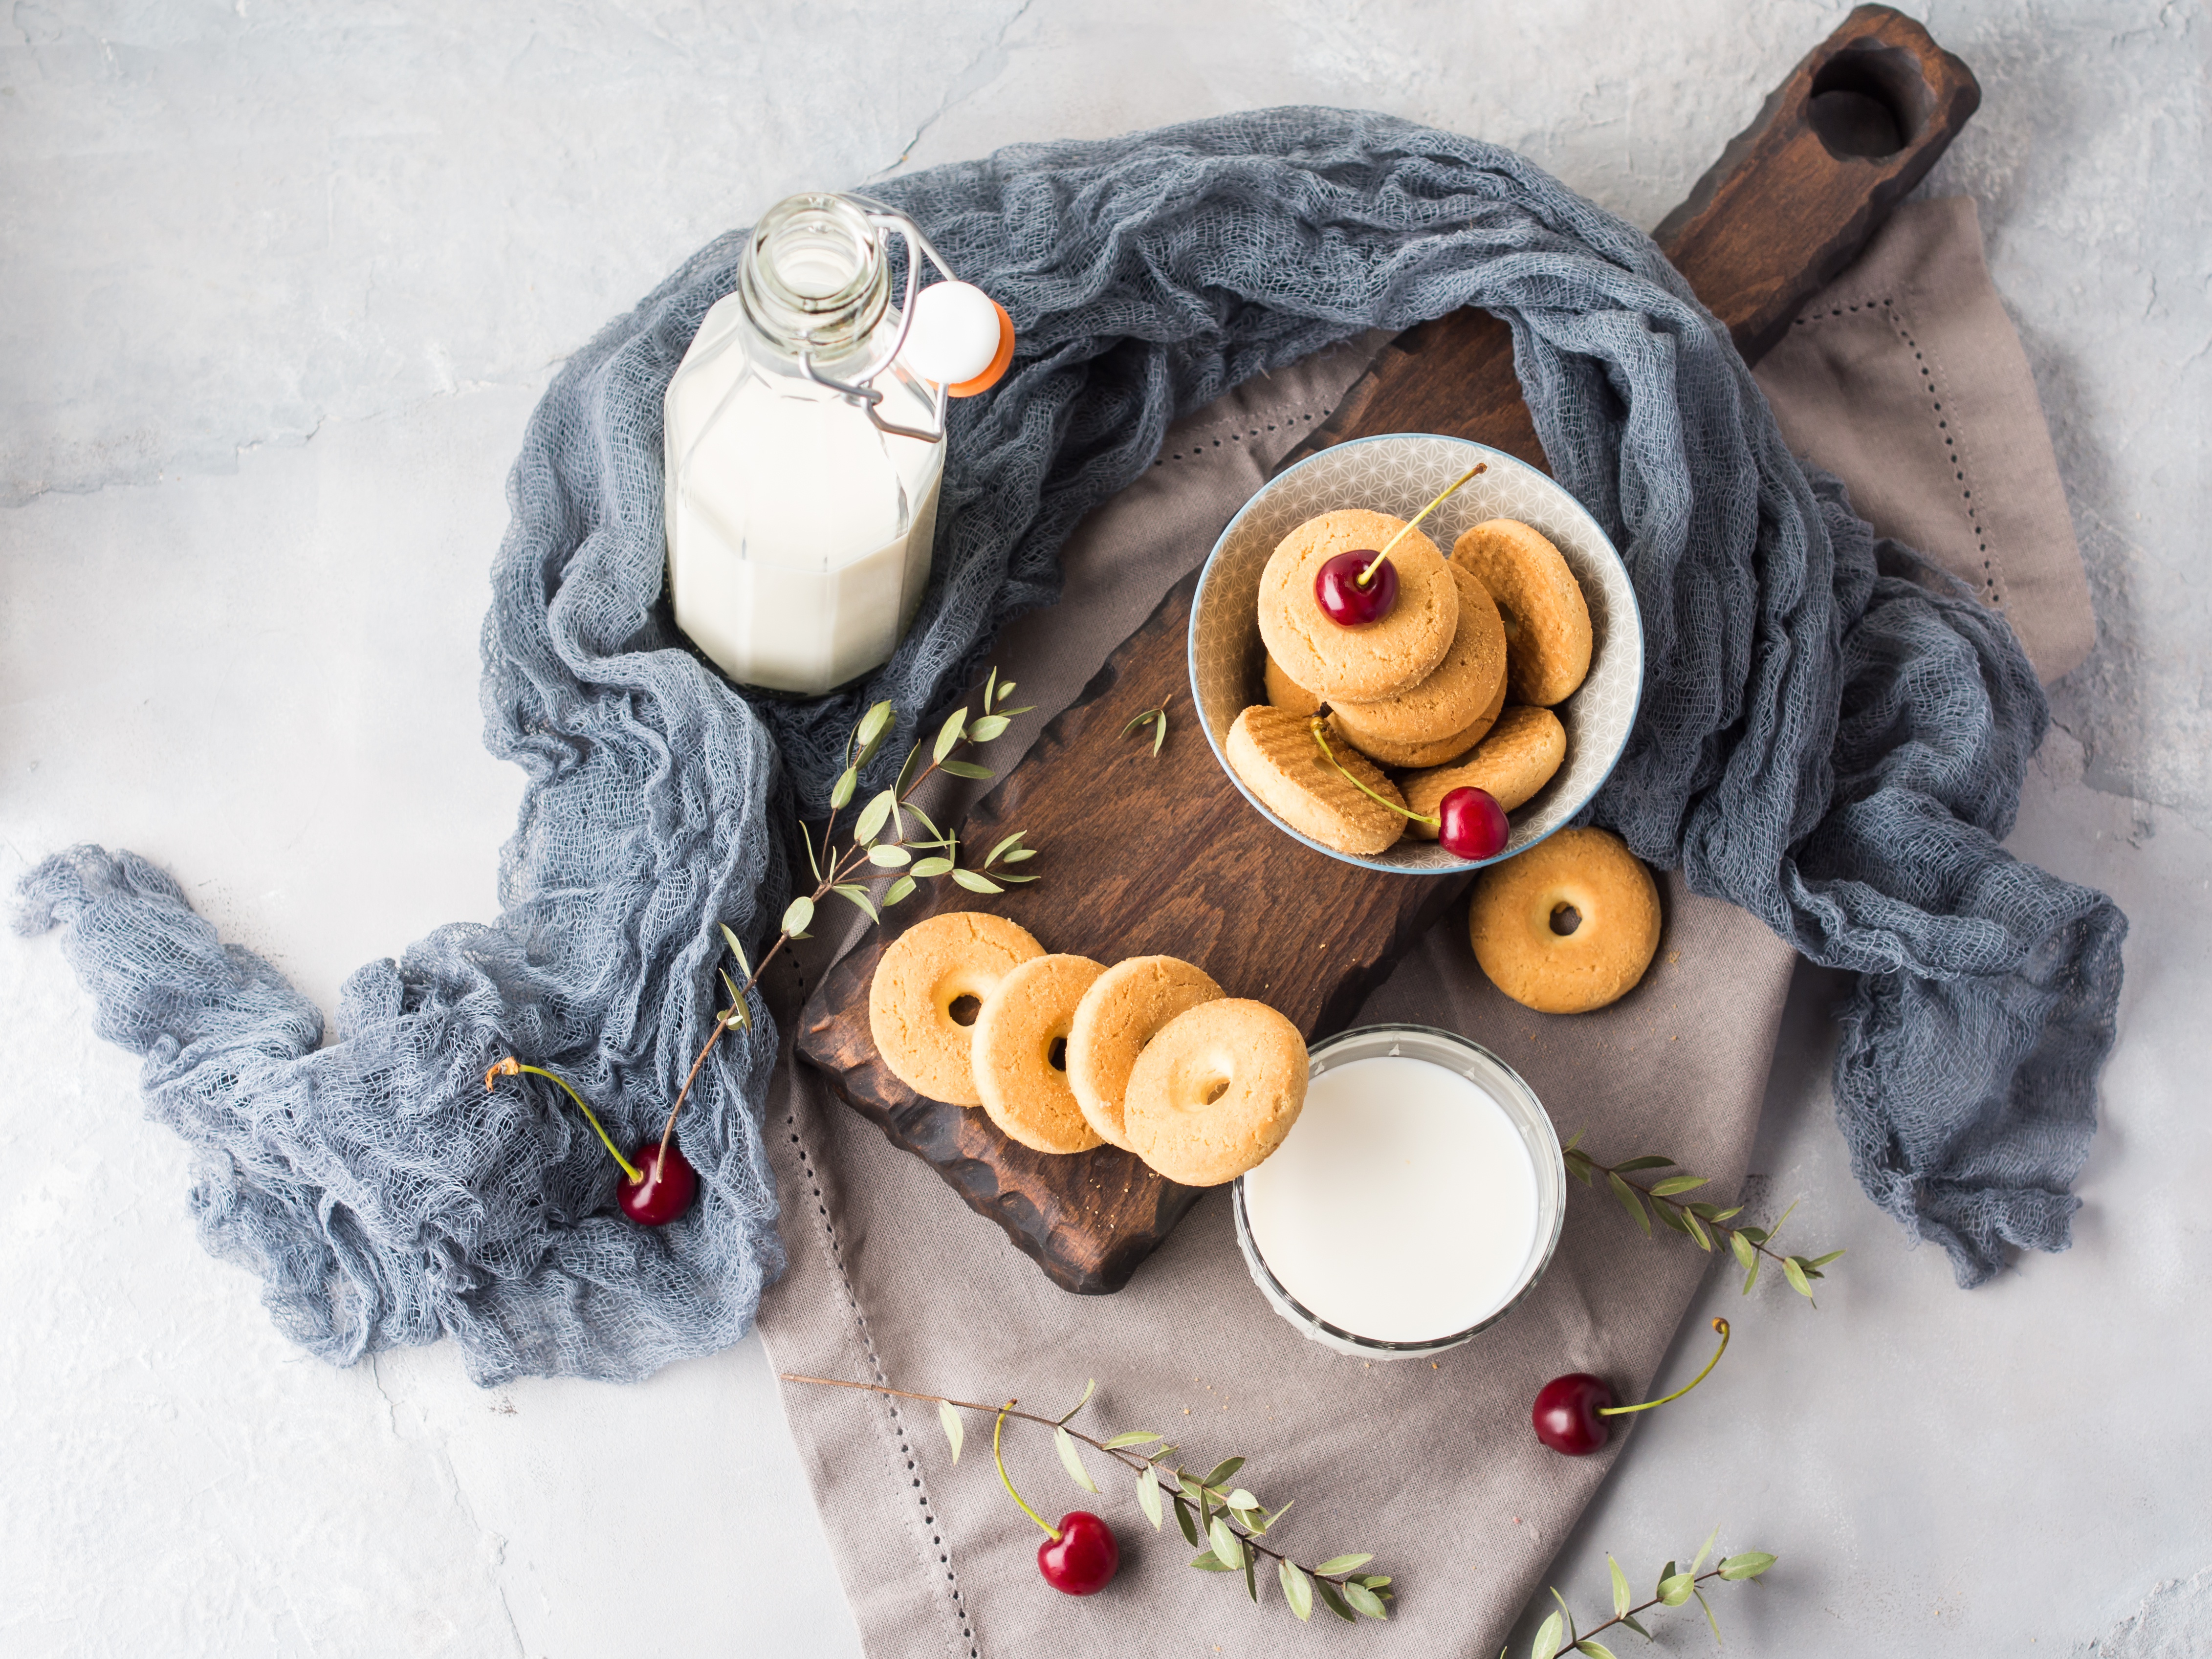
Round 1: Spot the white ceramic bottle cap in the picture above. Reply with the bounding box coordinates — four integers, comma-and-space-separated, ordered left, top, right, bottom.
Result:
903, 280, 1012, 393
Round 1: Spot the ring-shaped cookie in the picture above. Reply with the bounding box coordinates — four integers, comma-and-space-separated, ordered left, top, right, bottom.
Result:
1452, 519, 1593, 707
1066, 955, 1226, 1151
974, 954, 1107, 1154
1467, 828, 1661, 1014
869, 912, 1044, 1105
1124, 999, 1309, 1187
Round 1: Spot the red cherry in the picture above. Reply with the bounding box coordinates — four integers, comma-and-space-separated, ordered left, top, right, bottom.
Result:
1437, 786, 1510, 860
618, 1140, 698, 1225
1314, 550, 1398, 626
1037, 1511, 1119, 1595
1532, 1372, 1615, 1456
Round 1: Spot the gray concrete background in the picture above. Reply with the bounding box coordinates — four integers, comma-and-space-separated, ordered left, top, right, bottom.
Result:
2, 2, 2204, 1654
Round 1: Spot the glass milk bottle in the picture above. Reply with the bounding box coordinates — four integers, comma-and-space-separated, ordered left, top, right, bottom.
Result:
663, 192, 1011, 695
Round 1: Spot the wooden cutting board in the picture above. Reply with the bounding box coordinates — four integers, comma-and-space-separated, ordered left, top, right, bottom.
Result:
796, 5, 1979, 1294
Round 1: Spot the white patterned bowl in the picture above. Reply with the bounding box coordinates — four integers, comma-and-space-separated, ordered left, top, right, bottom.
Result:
1188, 435, 1642, 873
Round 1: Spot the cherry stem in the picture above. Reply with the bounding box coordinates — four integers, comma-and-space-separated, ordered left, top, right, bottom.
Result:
993, 1400, 1060, 1541
1355, 461, 1487, 586
652, 711, 982, 1163
1599, 1318, 1730, 1417
486, 1058, 642, 1183
1309, 719, 1439, 825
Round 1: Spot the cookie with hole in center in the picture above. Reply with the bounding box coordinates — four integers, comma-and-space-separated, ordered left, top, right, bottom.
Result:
1401, 705, 1567, 836
870, 912, 1046, 1104
974, 953, 1107, 1154
1257, 509, 1458, 702
1451, 519, 1592, 707
1468, 827, 1661, 1013
1066, 956, 1226, 1152
1226, 703, 1407, 857
1328, 566, 1509, 766
1123, 998, 1309, 1186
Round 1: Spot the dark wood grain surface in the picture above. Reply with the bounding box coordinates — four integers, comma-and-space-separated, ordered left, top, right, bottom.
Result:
796, 5, 1979, 1294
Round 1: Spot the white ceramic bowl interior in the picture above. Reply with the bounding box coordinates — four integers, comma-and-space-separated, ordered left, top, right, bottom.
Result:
1231, 1024, 1567, 1360
1189, 434, 1643, 873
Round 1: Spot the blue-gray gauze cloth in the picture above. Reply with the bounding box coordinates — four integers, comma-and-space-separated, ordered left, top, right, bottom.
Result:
16, 110, 2126, 1384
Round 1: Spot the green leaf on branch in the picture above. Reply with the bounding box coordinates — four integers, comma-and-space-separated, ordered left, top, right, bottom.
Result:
939, 759, 995, 780
1207, 1517, 1244, 1572
1684, 1210, 1713, 1252
1784, 1257, 1816, 1301
1719, 1551, 1776, 1581
1649, 1175, 1708, 1196
1532, 1609, 1565, 1659
1189, 1550, 1234, 1572
950, 869, 1004, 894
780, 895, 814, 938
969, 714, 1011, 742
1245, 1545, 1259, 1604
937, 1399, 963, 1463
1314, 1580, 1357, 1623
1280, 1559, 1314, 1621
1137, 1462, 1163, 1530
1202, 1456, 1245, 1489
1609, 1173, 1651, 1235
985, 832, 1026, 867
933, 707, 967, 762
1102, 1430, 1161, 1449
1613, 1156, 1676, 1173
719, 923, 752, 979
910, 856, 954, 878
1653, 1200, 1692, 1236
867, 844, 911, 868
1343, 1582, 1387, 1619
1608, 1555, 1631, 1617
1053, 1426, 1099, 1493
1729, 1230, 1758, 1272
830, 766, 857, 810
853, 789, 895, 846
1658, 1573, 1694, 1607
1175, 1496, 1201, 1549
882, 875, 916, 907
1807, 1249, 1847, 1268
833, 884, 877, 921
1691, 1525, 1719, 1576
1313, 1554, 1373, 1575
1694, 1587, 1723, 1645
1574, 1641, 1620, 1659
1057, 1377, 1096, 1422
995, 679, 1016, 703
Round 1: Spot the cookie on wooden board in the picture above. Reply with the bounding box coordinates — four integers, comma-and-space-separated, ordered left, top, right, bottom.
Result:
1257, 509, 1458, 702
1451, 519, 1592, 707
1467, 828, 1661, 1013
1066, 956, 1226, 1151
1123, 998, 1310, 1186
1401, 705, 1567, 835
1226, 703, 1407, 857
870, 912, 1045, 1105
973, 953, 1107, 1154
1328, 566, 1508, 766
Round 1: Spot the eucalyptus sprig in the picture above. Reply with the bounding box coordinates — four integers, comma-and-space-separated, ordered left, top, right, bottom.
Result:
650, 671, 1037, 1161
783, 1372, 1393, 1625
1517, 1526, 1776, 1659
1564, 1133, 1844, 1302
1121, 701, 1169, 757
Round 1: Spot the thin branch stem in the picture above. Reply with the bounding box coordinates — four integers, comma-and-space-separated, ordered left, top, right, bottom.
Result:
780, 1373, 1369, 1587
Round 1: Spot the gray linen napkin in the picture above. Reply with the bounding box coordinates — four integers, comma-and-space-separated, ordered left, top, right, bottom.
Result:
755, 199, 2091, 1657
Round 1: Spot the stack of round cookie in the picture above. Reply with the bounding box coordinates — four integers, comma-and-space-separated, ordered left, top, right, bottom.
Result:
867, 913, 1308, 1187
1231, 509, 1594, 859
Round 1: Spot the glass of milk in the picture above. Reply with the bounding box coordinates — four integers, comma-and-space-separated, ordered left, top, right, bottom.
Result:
664, 193, 986, 695
1234, 1025, 1566, 1360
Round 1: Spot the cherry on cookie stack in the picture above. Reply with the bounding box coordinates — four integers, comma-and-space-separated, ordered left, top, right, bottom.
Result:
1234, 508, 1592, 858
868, 915, 1309, 1187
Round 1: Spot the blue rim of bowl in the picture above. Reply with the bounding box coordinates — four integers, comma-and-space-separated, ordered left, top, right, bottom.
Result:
1186, 434, 1644, 875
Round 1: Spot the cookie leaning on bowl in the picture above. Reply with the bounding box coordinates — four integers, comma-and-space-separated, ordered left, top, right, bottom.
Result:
1226, 703, 1408, 857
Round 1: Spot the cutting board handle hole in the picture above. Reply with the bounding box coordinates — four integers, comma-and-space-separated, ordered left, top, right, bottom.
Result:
1807, 44, 1931, 160
949, 995, 981, 1027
